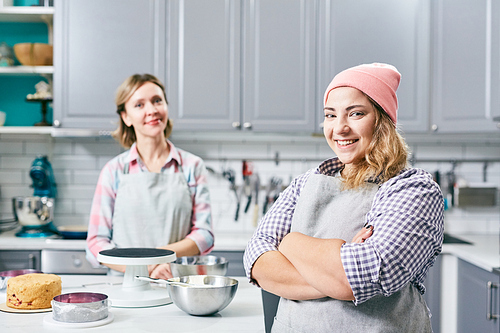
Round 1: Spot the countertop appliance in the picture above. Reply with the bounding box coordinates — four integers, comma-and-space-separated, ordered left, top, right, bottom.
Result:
15, 155, 58, 238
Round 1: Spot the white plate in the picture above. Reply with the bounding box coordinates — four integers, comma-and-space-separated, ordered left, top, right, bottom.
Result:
0, 302, 52, 313
43, 312, 114, 328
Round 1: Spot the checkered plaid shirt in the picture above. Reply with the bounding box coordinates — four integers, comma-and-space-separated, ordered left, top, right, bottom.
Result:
244, 157, 444, 305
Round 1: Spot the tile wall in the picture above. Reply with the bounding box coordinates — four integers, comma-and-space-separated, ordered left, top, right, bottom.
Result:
0, 132, 499, 237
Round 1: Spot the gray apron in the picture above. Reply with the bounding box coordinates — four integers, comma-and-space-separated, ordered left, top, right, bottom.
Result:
111, 162, 193, 250
272, 173, 432, 333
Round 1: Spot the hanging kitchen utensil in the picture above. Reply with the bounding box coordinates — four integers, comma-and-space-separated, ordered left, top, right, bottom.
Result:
252, 173, 260, 227
263, 177, 282, 214
446, 162, 457, 207
223, 168, 240, 221
242, 161, 253, 214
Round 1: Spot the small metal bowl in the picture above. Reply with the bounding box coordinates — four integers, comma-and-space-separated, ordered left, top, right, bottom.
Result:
52, 292, 109, 323
12, 196, 54, 226
0, 269, 42, 290
167, 275, 238, 316
170, 255, 228, 277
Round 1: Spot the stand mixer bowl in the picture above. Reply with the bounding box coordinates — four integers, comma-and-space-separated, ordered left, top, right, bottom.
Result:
13, 196, 54, 226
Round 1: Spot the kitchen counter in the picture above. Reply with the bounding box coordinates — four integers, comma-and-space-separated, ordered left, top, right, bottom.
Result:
441, 233, 499, 272
1, 228, 498, 272
0, 275, 264, 332
0, 229, 253, 251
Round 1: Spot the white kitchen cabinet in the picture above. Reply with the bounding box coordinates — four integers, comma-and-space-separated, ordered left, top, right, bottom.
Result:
316, 0, 431, 133
240, 0, 316, 132
430, 0, 500, 133
457, 259, 499, 333
165, 0, 316, 133
53, 0, 166, 130
164, 0, 241, 131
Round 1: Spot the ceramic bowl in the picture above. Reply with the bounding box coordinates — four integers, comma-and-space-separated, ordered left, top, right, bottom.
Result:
13, 43, 53, 66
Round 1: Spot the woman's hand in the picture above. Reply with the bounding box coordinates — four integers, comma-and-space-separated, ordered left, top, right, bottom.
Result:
148, 263, 173, 280
351, 225, 373, 243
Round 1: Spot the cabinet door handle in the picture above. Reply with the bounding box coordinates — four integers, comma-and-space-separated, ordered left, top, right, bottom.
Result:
232, 122, 241, 129
487, 281, 499, 320
28, 253, 35, 269
243, 122, 252, 130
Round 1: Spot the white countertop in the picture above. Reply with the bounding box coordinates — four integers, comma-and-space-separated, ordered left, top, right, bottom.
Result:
0, 275, 264, 333
441, 233, 499, 272
0, 228, 252, 251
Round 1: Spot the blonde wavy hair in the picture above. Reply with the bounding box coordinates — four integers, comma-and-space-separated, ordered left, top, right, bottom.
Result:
341, 96, 409, 190
112, 74, 173, 149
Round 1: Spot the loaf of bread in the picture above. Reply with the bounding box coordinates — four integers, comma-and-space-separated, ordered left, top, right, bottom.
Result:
6, 273, 61, 309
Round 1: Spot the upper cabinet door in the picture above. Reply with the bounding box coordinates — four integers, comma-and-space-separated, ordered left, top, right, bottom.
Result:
165, 0, 241, 131
241, 0, 317, 133
53, 0, 165, 130
431, 0, 500, 133
317, 0, 431, 133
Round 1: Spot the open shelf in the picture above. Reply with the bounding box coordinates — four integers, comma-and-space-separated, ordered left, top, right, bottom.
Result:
0, 126, 52, 135
0, 6, 53, 23
0, 66, 54, 75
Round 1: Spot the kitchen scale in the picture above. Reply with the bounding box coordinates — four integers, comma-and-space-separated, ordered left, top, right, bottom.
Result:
96, 248, 176, 308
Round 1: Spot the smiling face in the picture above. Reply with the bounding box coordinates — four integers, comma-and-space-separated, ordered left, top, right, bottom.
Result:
323, 87, 377, 171
121, 82, 168, 141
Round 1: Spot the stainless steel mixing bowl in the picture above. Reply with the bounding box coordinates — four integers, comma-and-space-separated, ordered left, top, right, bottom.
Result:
12, 196, 54, 226
167, 275, 238, 316
170, 255, 228, 277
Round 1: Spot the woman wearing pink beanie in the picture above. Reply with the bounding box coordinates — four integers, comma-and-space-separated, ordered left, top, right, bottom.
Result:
244, 63, 444, 332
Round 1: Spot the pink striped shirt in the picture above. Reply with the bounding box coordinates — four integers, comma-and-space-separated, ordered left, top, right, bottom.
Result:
86, 141, 214, 267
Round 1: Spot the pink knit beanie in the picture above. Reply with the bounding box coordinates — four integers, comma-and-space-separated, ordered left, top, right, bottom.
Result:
323, 63, 401, 124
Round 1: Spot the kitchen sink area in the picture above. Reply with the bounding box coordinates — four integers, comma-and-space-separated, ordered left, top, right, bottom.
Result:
443, 233, 472, 245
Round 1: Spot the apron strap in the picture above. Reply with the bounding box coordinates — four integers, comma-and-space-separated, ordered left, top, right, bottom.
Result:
123, 162, 130, 175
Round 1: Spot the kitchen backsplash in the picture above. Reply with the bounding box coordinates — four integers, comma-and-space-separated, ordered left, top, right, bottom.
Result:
0, 132, 499, 236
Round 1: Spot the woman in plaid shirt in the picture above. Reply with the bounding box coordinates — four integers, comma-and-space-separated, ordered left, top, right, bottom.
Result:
244, 64, 444, 332
86, 74, 213, 279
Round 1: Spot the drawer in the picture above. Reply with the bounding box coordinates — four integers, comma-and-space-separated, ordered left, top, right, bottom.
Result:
0, 250, 41, 271
41, 249, 107, 275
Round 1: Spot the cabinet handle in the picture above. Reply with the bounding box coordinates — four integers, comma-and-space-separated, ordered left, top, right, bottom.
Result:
53, 119, 61, 127
487, 281, 499, 320
431, 124, 438, 132
232, 122, 241, 129
243, 122, 252, 130
28, 253, 35, 269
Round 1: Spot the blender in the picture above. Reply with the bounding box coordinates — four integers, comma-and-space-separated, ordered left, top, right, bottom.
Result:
14, 155, 58, 238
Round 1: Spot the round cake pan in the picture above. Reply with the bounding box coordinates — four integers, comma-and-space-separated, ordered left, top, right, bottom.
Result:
52, 292, 109, 323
